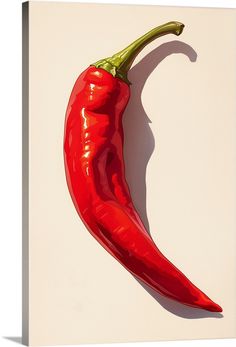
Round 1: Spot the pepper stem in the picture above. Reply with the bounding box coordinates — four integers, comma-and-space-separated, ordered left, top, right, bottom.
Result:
92, 21, 184, 84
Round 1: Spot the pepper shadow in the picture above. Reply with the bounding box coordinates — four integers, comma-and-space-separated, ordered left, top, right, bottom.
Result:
123, 40, 223, 319
123, 40, 197, 236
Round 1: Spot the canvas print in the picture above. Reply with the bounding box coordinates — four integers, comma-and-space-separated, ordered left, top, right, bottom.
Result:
22, 1, 236, 346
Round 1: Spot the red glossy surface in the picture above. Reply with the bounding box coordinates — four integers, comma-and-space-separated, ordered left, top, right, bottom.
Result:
64, 66, 222, 312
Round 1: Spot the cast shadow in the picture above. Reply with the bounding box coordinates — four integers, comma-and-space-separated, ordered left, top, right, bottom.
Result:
4, 337, 22, 345
123, 40, 197, 236
123, 40, 223, 319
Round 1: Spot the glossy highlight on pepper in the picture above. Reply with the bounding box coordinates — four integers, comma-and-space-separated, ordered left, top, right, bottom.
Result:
63, 21, 222, 312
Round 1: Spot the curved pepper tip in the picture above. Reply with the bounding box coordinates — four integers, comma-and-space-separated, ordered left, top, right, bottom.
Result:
208, 302, 223, 313
199, 299, 223, 312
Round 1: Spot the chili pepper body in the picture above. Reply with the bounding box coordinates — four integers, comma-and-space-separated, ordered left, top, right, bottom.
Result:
64, 22, 222, 312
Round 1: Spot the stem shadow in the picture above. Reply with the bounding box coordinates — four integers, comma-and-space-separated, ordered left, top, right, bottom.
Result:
123, 40, 223, 319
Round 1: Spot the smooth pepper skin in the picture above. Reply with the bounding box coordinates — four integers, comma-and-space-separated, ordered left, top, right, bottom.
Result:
64, 66, 222, 312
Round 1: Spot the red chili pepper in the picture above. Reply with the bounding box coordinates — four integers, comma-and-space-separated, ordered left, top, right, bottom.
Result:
64, 22, 222, 312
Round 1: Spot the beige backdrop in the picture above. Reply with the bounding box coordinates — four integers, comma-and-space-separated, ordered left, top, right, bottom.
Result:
24, 1, 236, 345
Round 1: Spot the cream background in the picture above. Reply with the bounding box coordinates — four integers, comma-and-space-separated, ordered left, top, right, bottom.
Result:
26, 1, 236, 345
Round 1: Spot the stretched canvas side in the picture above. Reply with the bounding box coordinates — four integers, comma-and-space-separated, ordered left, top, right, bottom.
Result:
22, 2, 29, 346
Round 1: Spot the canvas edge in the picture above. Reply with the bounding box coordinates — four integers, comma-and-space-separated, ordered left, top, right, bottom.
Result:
22, 1, 29, 346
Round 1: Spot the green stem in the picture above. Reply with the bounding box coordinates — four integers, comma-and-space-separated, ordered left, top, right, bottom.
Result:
92, 21, 184, 85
